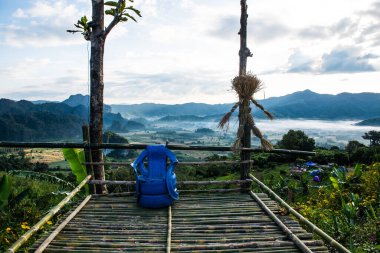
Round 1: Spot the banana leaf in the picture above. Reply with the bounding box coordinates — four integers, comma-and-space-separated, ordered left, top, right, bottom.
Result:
62, 148, 89, 194
0, 174, 11, 209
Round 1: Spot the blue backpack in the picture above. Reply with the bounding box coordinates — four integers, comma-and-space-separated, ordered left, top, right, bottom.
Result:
131, 145, 179, 208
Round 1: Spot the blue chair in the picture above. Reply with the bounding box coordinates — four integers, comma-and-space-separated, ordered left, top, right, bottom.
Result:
131, 145, 179, 208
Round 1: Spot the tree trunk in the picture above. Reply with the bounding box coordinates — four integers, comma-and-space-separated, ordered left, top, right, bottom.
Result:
90, 0, 107, 194
239, 0, 251, 189
239, 0, 248, 76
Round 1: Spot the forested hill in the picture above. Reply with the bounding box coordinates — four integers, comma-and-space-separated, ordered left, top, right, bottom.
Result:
0, 99, 86, 141
111, 90, 380, 120
0, 99, 143, 141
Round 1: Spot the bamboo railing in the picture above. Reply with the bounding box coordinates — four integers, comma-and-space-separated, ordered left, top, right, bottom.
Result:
34, 195, 92, 253
7, 175, 91, 253
88, 179, 252, 186
0, 141, 316, 156
249, 173, 351, 253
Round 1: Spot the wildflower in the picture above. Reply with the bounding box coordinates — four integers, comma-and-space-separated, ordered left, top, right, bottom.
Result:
21, 222, 30, 230
47, 220, 52, 225
6, 227, 11, 233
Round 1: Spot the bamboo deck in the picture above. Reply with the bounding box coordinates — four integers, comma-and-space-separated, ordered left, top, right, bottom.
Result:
30, 193, 329, 252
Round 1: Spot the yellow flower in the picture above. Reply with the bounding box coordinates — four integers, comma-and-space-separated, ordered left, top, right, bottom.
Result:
21, 222, 30, 230
47, 221, 52, 225
5, 238, 10, 243
6, 227, 11, 233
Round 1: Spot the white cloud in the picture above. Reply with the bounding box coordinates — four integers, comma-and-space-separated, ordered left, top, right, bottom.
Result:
1, 0, 380, 104
12, 9, 27, 18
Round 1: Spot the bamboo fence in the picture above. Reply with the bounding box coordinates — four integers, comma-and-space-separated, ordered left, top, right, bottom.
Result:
249, 173, 351, 253
0, 141, 316, 155
7, 175, 91, 253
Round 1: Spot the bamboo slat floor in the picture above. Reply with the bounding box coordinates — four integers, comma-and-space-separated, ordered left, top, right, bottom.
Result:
30, 193, 329, 253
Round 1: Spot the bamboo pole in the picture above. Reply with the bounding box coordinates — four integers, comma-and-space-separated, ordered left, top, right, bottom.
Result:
7, 175, 91, 253
249, 174, 351, 253
249, 191, 312, 253
0, 142, 316, 155
83, 160, 254, 167
88, 179, 252, 186
35, 195, 92, 253
166, 205, 172, 253
179, 188, 250, 193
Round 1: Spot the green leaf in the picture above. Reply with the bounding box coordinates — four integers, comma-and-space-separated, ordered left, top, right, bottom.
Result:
81, 15, 88, 24
120, 17, 128, 22
120, 1, 126, 12
62, 148, 88, 194
0, 175, 11, 209
123, 13, 136, 22
353, 164, 363, 178
329, 176, 340, 191
105, 9, 115, 16
126, 6, 142, 17
104, 1, 118, 7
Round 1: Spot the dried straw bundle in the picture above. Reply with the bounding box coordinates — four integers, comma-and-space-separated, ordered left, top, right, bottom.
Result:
219, 73, 273, 151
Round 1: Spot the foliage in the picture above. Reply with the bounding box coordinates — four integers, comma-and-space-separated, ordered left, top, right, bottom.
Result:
103, 131, 138, 159
69, 0, 141, 40
104, 0, 141, 22
363, 130, 380, 147
0, 172, 75, 251
314, 149, 349, 165
62, 149, 88, 194
277, 130, 315, 151
346, 140, 366, 154
0, 175, 10, 208
259, 162, 380, 252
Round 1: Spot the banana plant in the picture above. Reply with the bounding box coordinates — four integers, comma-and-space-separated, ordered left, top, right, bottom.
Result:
62, 148, 89, 194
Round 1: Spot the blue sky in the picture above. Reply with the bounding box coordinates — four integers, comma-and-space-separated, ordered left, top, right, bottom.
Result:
0, 0, 379, 104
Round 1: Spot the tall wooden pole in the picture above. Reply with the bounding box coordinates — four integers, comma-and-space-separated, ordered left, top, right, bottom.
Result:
90, 0, 107, 193
239, 0, 252, 189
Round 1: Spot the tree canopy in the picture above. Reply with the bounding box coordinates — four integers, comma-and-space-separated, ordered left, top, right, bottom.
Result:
362, 130, 380, 146
277, 130, 315, 151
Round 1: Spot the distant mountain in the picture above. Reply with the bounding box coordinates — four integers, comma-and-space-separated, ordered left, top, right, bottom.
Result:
260, 90, 380, 120
63, 94, 111, 112
111, 103, 233, 118
32, 100, 59, 104
356, 118, 380, 126
0, 99, 85, 141
63, 94, 89, 107
110, 90, 380, 120
0, 98, 144, 141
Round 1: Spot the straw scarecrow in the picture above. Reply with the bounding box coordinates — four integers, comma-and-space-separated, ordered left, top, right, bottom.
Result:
219, 73, 273, 151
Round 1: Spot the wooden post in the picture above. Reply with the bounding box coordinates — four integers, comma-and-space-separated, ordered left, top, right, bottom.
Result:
238, 0, 252, 191
89, 0, 107, 194
239, 0, 250, 76
82, 125, 95, 194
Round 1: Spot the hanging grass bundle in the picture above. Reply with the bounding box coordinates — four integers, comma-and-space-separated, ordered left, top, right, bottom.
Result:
219, 73, 273, 151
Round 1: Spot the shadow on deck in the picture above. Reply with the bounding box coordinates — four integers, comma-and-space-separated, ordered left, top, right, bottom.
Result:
31, 192, 329, 252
